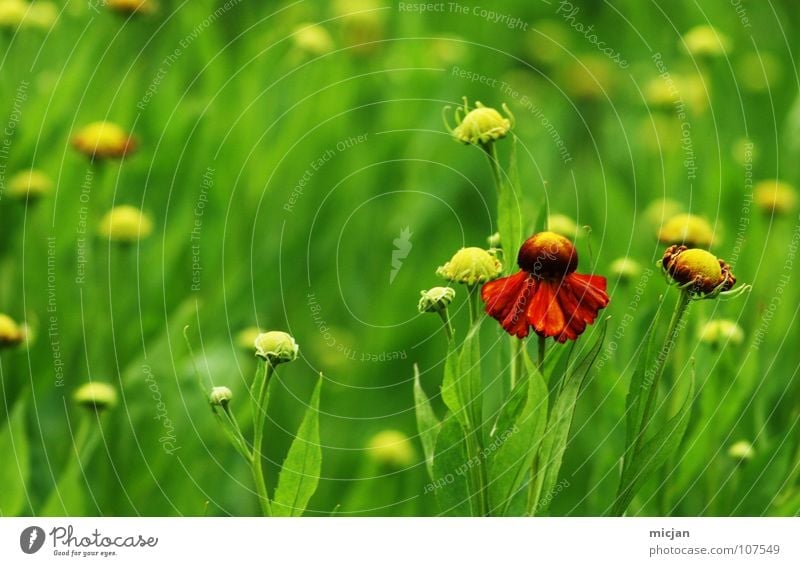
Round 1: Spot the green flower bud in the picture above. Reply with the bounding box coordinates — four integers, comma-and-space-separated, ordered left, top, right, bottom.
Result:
450, 98, 512, 145
236, 326, 262, 352
209, 386, 233, 407
293, 23, 334, 56
418, 287, 455, 314
486, 232, 501, 249
254, 331, 299, 364
436, 247, 502, 286
548, 214, 579, 239
7, 169, 53, 201
366, 430, 415, 468
73, 382, 118, 412
699, 319, 744, 347
683, 25, 730, 58
728, 440, 754, 461
610, 257, 642, 282
98, 206, 153, 243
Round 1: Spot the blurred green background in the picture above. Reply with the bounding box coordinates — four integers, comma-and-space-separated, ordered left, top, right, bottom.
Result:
0, 0, 799, 516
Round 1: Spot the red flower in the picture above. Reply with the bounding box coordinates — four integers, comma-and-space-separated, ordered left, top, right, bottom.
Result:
481, 232, 609, 342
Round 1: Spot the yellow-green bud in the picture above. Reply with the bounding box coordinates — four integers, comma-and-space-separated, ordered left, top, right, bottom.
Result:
728, 440, 754, 461
658, 213, 716, 248
699, 319, 744, 347
486, 232, 501, 249
0, 314, 24, 349
643, 199, 684, 230
366, 430, 415, 468
293, 23, 334, 56
236, 326, 262, 352
754, 179, 797, 215
21, 2, 57, 29
661, 245, 736, 297
209, 386, 233, 407
98, 206, 153, 243
254, 331, 299, 364
73, 382, 118, 412
610, 257, 642, 282
7, 169, 53, 201
451, 99, 512, 145
0, 0, 26, 28
548, 214, 579, 239
436, 247, 502, 286
683, 25, 730, 57
418, 287, 455, 314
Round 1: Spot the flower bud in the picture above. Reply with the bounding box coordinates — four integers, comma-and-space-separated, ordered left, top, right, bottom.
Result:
72, 121, 137, 161
451, 98, 512, 145
728, 440, 754, 461
610, 257, 642, 282
0, 314, 24, 349
366, 430, 415, 468
98, 206, 153, 243
7, 169, 53, 201
254, 331, 299, 364
22, 2, 57, 29
236, 326, 262, 352
643, 198, 684, 230
754, 179, 797, 215
658, 213, 716, 248
293, 23, 334, 56
699, 319, 744, 347
486, 232, 501, 249
106, 0, 156, 14
517, 232, 577, 279
661, 245, 736, 297
209, 386, 233, 407
683, 25, 730, 57
0, 0, 26, 28
548, 214, 579, 240
418, 287, 455, 314
73, 382, 118, 412
561, 54, 615, 100
737, 52, 781, 93
436, 247, 502, 286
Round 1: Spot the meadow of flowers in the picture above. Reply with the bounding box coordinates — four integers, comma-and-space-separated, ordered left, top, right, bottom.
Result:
0, 0, 798, 517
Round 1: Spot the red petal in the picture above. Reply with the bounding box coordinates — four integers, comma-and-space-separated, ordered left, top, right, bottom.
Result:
481, 271, 534, 338
553, 273, 610, 342
526, 280, 567, 339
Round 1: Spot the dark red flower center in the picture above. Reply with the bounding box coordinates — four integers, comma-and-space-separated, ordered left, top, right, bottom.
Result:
518, 231, 578, 279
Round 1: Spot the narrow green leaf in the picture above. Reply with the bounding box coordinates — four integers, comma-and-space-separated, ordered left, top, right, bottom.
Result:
0, 399, 30, 516
459, 321, 483, 431
440, 343, 465, 427
613, 367, 695, 515
273, 376, 323, 517
413, 364, 441, 480
488, 352, 548, 515
432, 413, 473, 516
623, 305, 659, 462
536, 319, 608, 514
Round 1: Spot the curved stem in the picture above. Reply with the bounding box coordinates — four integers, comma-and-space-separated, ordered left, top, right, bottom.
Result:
437, 309, 454, 342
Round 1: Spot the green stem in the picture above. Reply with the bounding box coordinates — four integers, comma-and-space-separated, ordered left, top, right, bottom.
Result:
632, 291, 692, 464
437, 309, 454, 342
538, 335, 547, 371
250, 362, 274, 516
482, 142, 504, 193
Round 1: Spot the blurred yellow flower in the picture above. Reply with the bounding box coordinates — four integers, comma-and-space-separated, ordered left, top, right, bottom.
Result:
106, 0, 156, 14
366, 430, 415, 468
0, 313, 25, 349
548, 213, 578, 239
73, 382, 118, 412
293, 23, 334, 56
658, 213, 716, 248
72, 121, 137, 161
98, 205, 153, 243
683, 25, 730, 57
7, 169, 53, 201
754, 179, 797, 215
